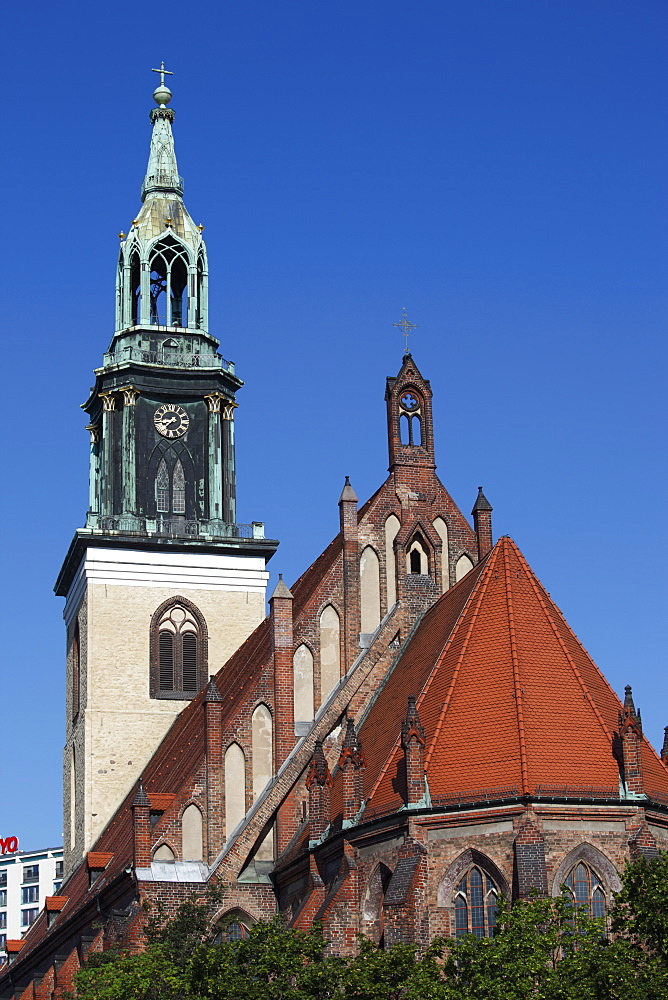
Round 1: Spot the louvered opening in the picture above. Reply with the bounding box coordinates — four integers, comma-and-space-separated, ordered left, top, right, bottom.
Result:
159, 631, 174, 690
182, 632, 197, 691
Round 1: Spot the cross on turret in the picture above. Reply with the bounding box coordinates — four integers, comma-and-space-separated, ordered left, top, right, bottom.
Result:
151, 61, 174, 86
393, 307, 418, 354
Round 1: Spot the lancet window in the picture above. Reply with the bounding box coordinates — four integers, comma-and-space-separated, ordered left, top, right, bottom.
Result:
151, 598, 207, 698
130, 251, 141, 326
155, 457, 186, 515
398, 389, 422, 447
406, 534, 429, 575
563, 862, 606, 919
454, 867, 499, 939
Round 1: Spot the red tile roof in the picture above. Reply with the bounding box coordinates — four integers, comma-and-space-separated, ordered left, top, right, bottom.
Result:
44, 896, 68, 912
86, 852, 113, 869
357, 536, 668, 817
148, 793, 176, 811
329, 558, 488, 824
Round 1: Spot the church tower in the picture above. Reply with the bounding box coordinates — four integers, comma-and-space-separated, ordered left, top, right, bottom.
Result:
56, 69, 278, 872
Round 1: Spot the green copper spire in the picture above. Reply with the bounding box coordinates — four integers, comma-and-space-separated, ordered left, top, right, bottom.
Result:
141, 67, 183, 199
114, 67, 209, 336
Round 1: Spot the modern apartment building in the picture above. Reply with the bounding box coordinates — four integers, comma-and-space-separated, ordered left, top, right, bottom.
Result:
0, 848, 63, 953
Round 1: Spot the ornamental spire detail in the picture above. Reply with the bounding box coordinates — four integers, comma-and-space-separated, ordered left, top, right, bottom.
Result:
142, 65, 183, 200
113, 67, 209, 337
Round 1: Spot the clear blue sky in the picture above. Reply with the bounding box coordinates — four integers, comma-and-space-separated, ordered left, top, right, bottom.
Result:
1, 0, 666, 850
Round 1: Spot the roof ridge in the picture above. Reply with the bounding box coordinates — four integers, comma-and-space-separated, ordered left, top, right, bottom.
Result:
365, 558, 489, 805
424, 548, 499, 773
502, 539, 530, 794
510, 540, 613, 745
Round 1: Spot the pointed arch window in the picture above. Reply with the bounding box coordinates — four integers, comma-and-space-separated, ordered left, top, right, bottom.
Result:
156, 459, 170, 512
398, 389, 423, 447
406, 534, 429, 575
454, 867, 498, 939
172, 459, 185, 513
212, 910, 253, 944
155, 455, 188, 515
149, 236, 191, 327
563, 862, 606, 919
130, 250, 141, 326
362, 863, 393, 947
151, 598, 207, 699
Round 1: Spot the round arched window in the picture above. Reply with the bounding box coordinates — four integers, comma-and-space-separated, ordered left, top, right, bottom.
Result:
151, 598, 207, 699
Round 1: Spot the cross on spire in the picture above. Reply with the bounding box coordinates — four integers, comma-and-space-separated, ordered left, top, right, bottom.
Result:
151, 61, 174, 86
393, 308, 418, 355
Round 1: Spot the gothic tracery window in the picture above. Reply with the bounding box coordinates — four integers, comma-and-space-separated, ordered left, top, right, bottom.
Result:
156, 459, 170, 512
398, 389, 423, 447
172, 459, 185, 513
155, 455, 187, 515
454, 866, 498, 939
212, 913, 252, 945
149, 236, 190, 327
563, 862, 606, 919
151, 599, 207, 698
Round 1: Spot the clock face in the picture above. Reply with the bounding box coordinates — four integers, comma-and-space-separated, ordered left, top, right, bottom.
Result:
154, 404, 190, 438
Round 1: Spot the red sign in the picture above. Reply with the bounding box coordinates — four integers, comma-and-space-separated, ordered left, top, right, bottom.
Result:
0, 837, 19, 855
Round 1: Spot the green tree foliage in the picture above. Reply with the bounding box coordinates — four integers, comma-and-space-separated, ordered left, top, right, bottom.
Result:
72, 853, 668, 1000
612, 850, 668, 963
188, 916, 344, 999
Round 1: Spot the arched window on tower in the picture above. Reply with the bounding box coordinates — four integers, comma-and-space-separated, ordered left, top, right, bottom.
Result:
454, 866, 499, 939
563, 862, 607, 919
156, 455, 188, 515
196, 251, 206, 329
156, 459, 170, 512
130, 251, 141, 325
151, 598, 207, 698
172, 459, 185, 513
149, 237, 190, 327
398, 389, 423, 447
